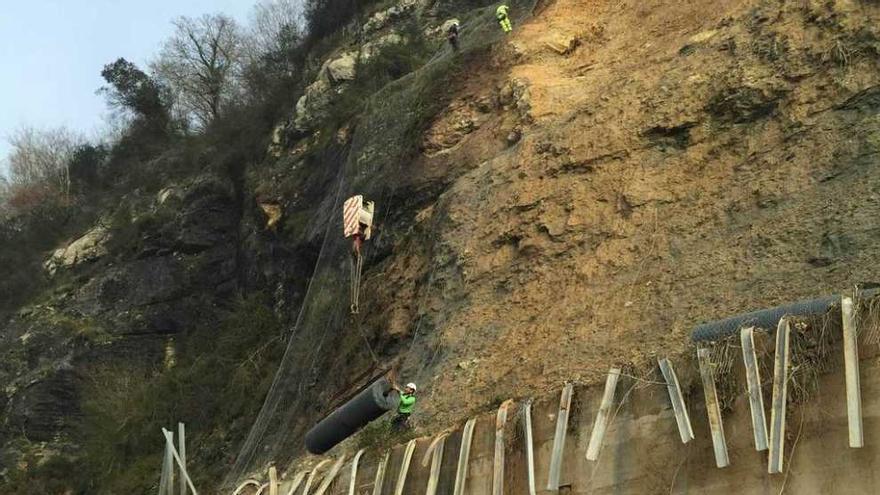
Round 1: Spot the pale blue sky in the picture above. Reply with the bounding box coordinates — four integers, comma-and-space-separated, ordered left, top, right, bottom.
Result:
0, 0, 255, 169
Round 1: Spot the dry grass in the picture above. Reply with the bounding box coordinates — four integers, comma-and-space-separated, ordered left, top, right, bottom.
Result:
857, 291, 880, 346
825, 38, 861, 68
706, 336, 740, 412
787, 305, 838, 405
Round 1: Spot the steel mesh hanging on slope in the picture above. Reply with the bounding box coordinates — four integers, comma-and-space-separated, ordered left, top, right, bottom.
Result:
223, 0, 539, 487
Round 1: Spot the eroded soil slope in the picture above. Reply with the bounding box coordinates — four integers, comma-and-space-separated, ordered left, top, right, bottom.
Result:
363, 0, 880, 428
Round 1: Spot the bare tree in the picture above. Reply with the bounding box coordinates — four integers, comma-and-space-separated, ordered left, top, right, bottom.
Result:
0, 175, 11, 217
5, 126, 83, 199
152, 14, 244, 127
245, 0, 304, 64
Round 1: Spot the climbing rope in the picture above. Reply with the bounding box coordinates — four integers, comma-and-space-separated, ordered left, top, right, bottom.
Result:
350, 252, 364, 314
227, 1, 542, 482
354, 318, 381, 366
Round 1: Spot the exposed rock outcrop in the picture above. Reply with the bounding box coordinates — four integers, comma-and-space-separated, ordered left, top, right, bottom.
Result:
363, 0, 418, 34
1, 174, 241, 455
44, 225, 110, 275
293, 0, 420, 132
325, 52, 358, 83
361, 33, 404, 60
294, 78, 335, 132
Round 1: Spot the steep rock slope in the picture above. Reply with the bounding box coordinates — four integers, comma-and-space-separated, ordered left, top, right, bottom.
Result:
3, 0, 880, 491
362, 0, 880, 428
0, 176, 239, 450
231, 0, 880, 478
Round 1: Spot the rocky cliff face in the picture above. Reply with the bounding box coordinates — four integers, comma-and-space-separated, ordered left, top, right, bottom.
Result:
3, 0, 880, 492
379, 0, 880, 428
303, 0, 880, 435
1, 175, 234, 438
226, 0, 880, 481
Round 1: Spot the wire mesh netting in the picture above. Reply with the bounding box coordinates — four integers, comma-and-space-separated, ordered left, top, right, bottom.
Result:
223, 0, 537, 486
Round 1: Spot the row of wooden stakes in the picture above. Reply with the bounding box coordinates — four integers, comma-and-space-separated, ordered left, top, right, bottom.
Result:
231, 296, 866, 495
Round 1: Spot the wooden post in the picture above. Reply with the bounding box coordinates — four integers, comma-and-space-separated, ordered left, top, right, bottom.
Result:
740, 327, 768, 451
421, 433, 447, 467
315, 455, 346, 495
842, 296, 864, 448
453, 417, 477, 495
768, 317, 791, 474
586, 368, 621, 461
178, 423, 186, 495
282, 472, 307, 495
523, 400, 537, 495
659, 358, 694, 443
547, 382, 574, 491
166, 432, 176, 495
159, 437, 173, 495
493, 400, 513, 495
424, 435, 446, 495
348, 449, 366, 495
161, 428, 198, 495
268, 466, 278, 495
371, 452, 390, 495
231, 480, 262, 495
698, 348, 730, 468
303, 459, 331, 495
393, 440, 417, 495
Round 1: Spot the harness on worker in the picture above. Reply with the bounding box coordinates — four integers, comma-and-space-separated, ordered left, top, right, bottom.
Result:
343, 195, 374, 314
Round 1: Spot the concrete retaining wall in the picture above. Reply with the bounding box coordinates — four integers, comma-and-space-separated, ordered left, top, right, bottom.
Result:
258, 343, 880, 494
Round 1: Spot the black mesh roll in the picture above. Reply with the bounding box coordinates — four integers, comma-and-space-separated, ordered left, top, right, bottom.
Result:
304, 377, 396, 454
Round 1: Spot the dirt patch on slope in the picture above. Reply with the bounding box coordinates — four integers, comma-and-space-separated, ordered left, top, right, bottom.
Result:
362, 0, 880, 429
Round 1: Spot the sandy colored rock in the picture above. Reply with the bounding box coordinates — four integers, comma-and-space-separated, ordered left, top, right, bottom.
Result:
325, 52, 357, 83
44, 225, 110, 274
259, 202, 283, 231
294, 78, 332, 132
363, 0, 418, 33
544, 32, 579, 55
361, 33, 404, 60
157, 186, 183, 205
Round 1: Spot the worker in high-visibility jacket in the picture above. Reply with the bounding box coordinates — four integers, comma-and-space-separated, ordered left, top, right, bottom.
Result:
496, 4, 512, 33
391, 382, 417, 431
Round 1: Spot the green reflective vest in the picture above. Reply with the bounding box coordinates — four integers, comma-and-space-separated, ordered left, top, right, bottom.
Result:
496, 5, 510, 18
398, 393, 416, 414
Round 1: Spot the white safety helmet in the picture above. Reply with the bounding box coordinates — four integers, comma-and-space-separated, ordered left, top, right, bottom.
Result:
405, 382, 417, 392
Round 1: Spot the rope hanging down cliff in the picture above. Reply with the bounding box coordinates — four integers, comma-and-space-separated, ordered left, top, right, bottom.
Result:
225, 0, 539, 485
343, 195, 374, 314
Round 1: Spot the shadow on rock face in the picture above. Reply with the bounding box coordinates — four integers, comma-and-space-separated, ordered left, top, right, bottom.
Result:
706, 85, 786, 124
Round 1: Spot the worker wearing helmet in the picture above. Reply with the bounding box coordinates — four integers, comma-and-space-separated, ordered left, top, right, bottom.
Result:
391, 382, 417, 432
496, 4, 512, 33
447, 20, 461, 51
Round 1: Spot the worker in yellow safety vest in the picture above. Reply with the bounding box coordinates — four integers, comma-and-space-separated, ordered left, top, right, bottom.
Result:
496, 4, 512, 33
